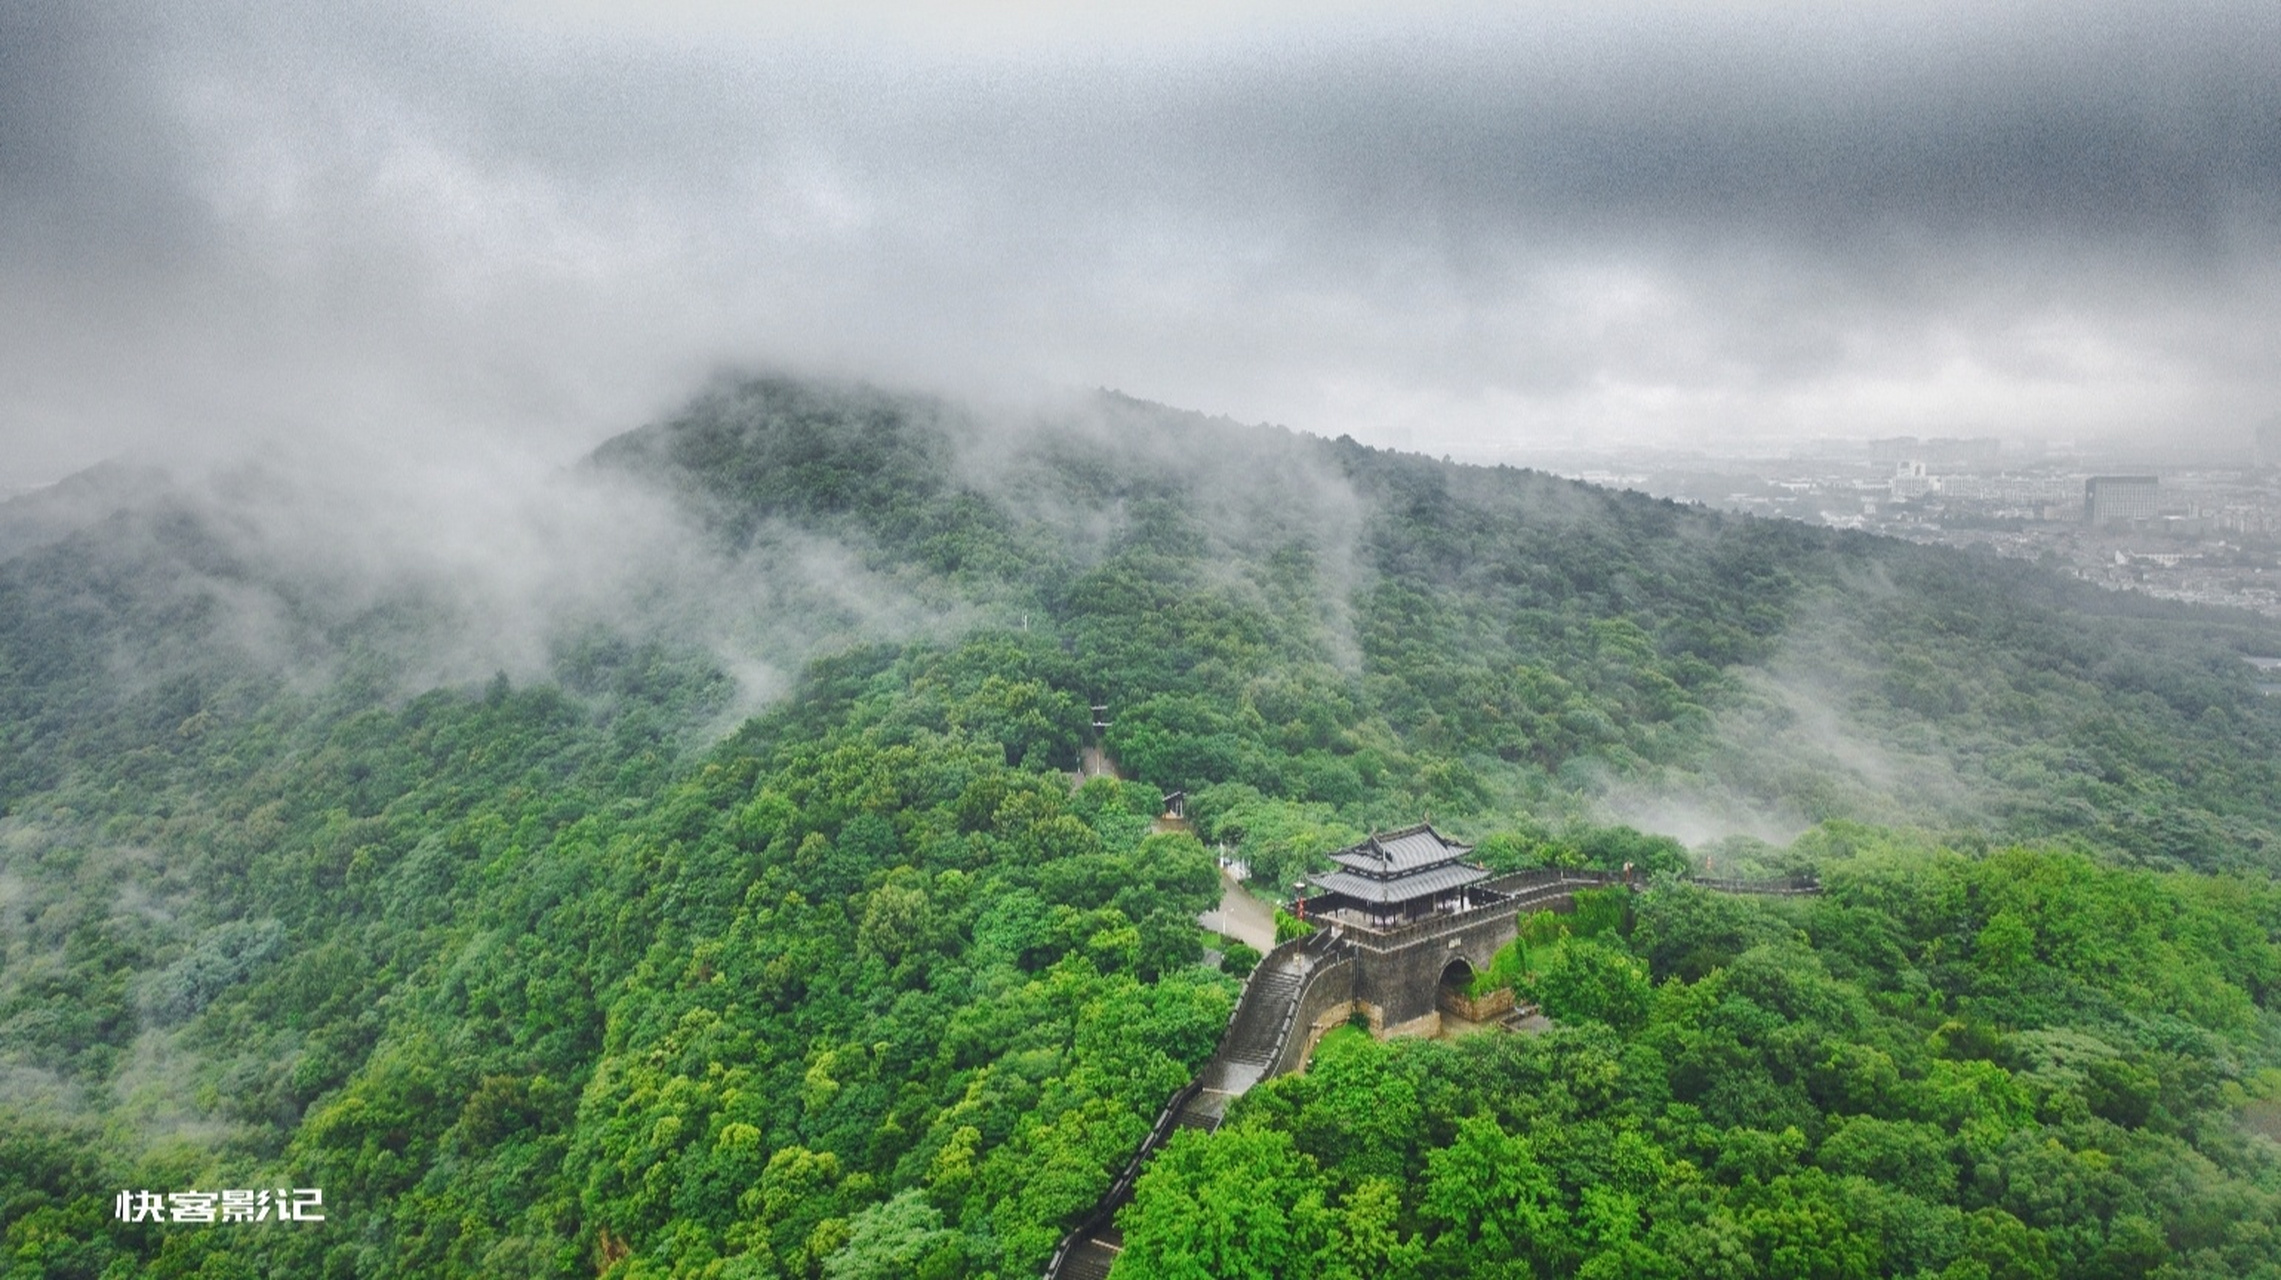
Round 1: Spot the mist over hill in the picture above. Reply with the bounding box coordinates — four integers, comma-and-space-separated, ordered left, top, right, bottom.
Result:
10, 375, 2281, 874
1, 376, 2278, 1278
20, 374, 2280, 862
589, 376, 2281, 868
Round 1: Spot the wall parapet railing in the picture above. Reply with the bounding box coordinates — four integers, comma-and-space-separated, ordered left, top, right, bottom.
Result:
1268, 949, 1359, 1079
1037, 1074, 1205, 1280
1040, 927, 1344, 1279
1256, 931, 1352, 1070
1341, 873, 1613, 954
1683, 874, 1820, 895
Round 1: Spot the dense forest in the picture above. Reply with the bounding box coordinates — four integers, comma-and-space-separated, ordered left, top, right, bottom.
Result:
1, 377, 2276, 1278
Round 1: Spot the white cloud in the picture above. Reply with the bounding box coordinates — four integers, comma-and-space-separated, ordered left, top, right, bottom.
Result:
1, 0, 2275, 487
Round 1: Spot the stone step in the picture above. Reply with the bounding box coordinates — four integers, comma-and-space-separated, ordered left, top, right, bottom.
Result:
1063, 1262, 1112, 1280
1060, 1241, 1118, 1280
1497, 1002, 1545, 1031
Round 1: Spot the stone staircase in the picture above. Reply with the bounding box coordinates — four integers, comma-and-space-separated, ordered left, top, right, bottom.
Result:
1040, 940, 1324, 1279
1057, 1235, 1120, 1280
1197, 962, 1301, 1095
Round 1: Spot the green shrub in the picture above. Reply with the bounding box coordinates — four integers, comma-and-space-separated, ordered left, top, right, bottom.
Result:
1273, 907, 1316, 945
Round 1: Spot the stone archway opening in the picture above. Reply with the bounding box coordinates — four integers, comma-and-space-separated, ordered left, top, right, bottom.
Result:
1438, 955, 1515, 1025
1438, 957, 1476, 993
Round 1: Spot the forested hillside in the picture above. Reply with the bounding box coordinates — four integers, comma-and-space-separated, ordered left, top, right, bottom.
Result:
1, 377, 2276, 1278
598, 379, 2281, 874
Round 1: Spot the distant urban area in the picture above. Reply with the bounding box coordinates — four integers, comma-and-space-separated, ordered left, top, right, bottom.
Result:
1499, 423, 2281, 621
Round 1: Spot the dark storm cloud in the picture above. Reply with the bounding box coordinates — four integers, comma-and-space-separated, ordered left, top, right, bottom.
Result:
3, 0, 2278, 486
1249, 6, 2281, 249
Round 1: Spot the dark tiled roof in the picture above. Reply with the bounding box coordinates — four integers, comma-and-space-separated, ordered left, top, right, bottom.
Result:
1325, 823, 1476, 877
1314, 862, 1489, 904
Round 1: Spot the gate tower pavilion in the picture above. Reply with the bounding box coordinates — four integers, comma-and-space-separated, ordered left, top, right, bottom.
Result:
1305, 824, 1491, 930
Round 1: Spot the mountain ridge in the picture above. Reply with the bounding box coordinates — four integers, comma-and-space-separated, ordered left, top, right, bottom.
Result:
0, 374, 2276, 1277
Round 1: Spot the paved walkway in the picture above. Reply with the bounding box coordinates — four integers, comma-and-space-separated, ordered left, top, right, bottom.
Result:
1196, 868, 1277, 953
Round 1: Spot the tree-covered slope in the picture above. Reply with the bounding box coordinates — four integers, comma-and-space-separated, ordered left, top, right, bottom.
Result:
600, 378, 2281, 872
0, 375, 2275, 1279
1114, 837, 2281, 1279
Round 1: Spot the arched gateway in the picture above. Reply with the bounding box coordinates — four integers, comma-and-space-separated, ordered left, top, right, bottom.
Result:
1038, 827, 1819, 1280
1296, 823, 1517, 1032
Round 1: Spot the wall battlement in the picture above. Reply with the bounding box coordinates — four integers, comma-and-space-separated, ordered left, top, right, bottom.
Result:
1040, 871, 1818, 1279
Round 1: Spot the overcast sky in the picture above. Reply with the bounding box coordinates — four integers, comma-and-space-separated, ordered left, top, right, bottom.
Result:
4, 0, 2277, 488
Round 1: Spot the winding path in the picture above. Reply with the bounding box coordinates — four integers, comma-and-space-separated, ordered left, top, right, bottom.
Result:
1195, 868, 1277, 954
